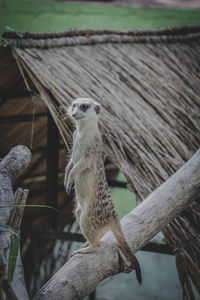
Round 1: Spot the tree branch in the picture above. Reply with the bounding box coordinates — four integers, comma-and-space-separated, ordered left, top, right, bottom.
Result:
0, 145, 31, 224
0, 146, 31, 300
33, 149, 200, 300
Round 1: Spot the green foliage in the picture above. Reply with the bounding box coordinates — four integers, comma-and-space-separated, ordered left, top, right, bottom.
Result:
0, 204, 59, 283
7, 233, 19, 283
0, 224, 19, 283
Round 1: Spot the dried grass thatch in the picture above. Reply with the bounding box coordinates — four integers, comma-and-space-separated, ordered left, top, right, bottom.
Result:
1, 26, 200, 299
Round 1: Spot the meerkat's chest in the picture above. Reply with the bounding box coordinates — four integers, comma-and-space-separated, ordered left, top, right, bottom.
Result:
72, 135, 94, 164
72, 138, 83, 163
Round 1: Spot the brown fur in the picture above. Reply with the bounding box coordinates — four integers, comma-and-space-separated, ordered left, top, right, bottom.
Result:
64, 98, 142, 284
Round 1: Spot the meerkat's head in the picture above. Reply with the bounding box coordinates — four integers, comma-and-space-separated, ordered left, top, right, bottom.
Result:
68, 98, 101, 121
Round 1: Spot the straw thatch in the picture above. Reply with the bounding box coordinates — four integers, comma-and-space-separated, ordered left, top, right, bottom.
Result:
1, 26, 200, 299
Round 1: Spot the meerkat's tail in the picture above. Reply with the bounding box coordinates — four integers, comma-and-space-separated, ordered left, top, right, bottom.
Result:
110, 223, 142, 284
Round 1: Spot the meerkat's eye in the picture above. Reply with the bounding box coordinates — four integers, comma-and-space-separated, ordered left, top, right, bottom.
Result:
80, 104, 89, 112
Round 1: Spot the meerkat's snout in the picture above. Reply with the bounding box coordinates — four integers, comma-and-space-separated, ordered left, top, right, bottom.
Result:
71, 110, 78, 118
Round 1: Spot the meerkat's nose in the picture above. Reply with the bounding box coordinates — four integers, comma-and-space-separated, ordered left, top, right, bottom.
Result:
72, 112, 78, 118
71, 107, 77, 117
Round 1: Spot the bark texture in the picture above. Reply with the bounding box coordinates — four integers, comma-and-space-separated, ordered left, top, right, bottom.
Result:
33, 149, 200, 300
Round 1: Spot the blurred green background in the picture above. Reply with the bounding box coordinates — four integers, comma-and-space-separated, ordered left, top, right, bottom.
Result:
1, 0, 200, 37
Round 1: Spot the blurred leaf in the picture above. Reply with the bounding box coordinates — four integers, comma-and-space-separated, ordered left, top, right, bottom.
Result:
7, 233, 19, 283
0, 224, 19, 284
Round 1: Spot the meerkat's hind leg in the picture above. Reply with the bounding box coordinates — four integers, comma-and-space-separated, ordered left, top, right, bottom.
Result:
72, 239, 100, 256
72, 227, 105, 256
70, 241, 90, 255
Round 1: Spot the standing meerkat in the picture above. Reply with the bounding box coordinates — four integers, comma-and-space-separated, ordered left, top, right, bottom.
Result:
64, 97, 142, 284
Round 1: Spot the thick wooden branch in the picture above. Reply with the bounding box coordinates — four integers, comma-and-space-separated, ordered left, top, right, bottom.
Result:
0, 146, 31, 300
33, 149, 200, 300
0, 145, 31, 223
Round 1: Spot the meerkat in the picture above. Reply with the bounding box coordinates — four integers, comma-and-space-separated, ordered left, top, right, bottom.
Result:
64, 97, 142, 284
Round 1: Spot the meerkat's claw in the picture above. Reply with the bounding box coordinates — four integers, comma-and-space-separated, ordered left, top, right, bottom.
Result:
71, 250, 78, 257
65, 186, 70, 194
81, 242, 90, 249
71, 243, 99, 256
71, 243, 90, 257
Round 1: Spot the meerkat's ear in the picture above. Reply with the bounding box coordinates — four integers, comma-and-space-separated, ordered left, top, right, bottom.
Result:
95, 104, 101, 114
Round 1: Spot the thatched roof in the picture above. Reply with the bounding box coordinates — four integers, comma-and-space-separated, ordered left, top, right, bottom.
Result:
1, 26, 200, 298
2, 27, 200, 197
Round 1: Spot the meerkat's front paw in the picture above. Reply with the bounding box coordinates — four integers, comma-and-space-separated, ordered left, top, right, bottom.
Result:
65, 181, 73, 194
64, 174, 68, 189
